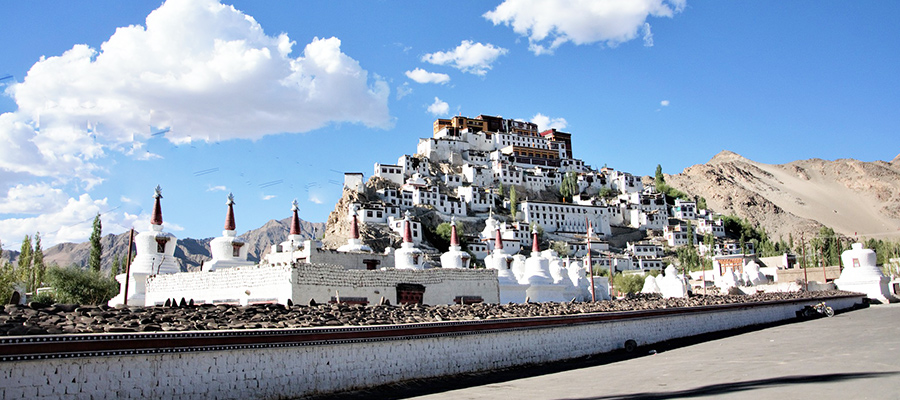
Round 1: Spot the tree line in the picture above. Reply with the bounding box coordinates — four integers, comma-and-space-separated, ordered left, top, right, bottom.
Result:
1, 214, 123, 305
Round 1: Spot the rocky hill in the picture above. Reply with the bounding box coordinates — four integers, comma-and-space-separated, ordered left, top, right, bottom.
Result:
2, 218, 324, 273
662, 151, 900, 241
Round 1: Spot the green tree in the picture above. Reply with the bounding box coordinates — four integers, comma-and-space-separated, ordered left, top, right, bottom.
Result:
18, 235, 33, 291
559, 171, 579, 202
33, 232, 45, 290
110, 254, 121, 278
612, 273, 646, 294
45, 265, 118, 305
550, 241, 572, 257
0, 240, 16, 302
90, 213, 102, 272
509, 186, 518, 218
597, 186, 614, 199
654, 164, 665, 187
696, 196, 707, 210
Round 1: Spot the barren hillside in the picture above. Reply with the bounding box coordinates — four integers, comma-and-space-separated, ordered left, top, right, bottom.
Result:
664, 151, 900, 241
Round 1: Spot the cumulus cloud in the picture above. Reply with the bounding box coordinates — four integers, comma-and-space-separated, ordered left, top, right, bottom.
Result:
0, 193, 127, 246
484, 0, 686, 55
660, 100, 670, 106
531, 113, 568, 132
308, 193, 323, 204
0, 0, 391, 184
427, 97, 450, 116
405, 68, 450, 84
0, 183, 69, 214
422, 40, 508, 76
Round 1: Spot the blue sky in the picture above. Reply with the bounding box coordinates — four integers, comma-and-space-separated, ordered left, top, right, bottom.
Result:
1, 0, 897, 248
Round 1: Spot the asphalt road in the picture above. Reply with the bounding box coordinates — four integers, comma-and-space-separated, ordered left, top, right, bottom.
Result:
315, 303, 900, 400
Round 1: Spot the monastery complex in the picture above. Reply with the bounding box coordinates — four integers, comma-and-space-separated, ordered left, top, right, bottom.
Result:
108, 114, 897, 308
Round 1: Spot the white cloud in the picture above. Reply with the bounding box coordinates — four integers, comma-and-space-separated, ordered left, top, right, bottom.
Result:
308, 193, 323, 204
531, 113, 568, 132
484, 0, 686, 55
0, 0, 391, 185
206, 185, 228, 192
262, 194, 276, 201
405, 68, 450, 84
427, 97, 450, 116
422, 40, 508, 76
0, 183, 69, 214
0, 193, 112, 246
396, 83, 413, 100
642, 23, 654, 47
660, 100, 670, 106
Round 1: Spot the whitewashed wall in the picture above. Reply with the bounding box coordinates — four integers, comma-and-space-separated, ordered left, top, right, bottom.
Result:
0, 296, 862, 400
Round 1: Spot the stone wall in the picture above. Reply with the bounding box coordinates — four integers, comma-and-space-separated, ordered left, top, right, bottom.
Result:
0, 295, 863, 399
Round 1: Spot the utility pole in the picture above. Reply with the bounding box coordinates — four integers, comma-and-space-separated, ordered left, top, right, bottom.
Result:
801, 233, 808, 291
123, 228, 134, 306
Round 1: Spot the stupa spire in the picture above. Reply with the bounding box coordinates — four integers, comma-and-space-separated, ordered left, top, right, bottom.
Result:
350, 210, 360, 240
290, 199, 301, 235
449, 216, 459, 247
403, 211, 413, 243
531, 225, 540, 253
151, 185, 163, 226
495, 228, 503, 251
224, 193, 236, 231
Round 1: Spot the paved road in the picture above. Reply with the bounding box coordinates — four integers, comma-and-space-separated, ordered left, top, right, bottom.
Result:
317, 303, 900, 400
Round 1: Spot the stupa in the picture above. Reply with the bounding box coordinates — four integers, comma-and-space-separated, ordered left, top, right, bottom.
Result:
337, 205, 374, 253
439, 217, 470, 268
395, 212, 425, 270
520, 227, 567, 302
203, 193, 254, 271
109, 186, 180, 306
835, 243, 896, 303
485, 228, 526, 303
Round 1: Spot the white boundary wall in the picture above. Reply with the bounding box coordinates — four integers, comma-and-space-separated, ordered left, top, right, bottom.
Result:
0, 296, 862, 399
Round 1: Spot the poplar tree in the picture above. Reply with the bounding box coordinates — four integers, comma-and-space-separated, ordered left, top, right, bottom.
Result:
90, 213, 102, 272
509, 186, 518, 218
111, 254, 121, 278
18, 235, 32, 291
33, 232, 45, 290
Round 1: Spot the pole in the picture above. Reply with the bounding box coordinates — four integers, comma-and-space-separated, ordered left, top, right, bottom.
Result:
821, 241, 827, 283
123, 228, 134, 306
586, 221, 595, 302
801, 233, 808, 291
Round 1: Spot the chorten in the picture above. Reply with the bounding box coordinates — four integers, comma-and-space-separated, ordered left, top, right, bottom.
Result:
835, 243, 896, 303
337, 205, 373, 253
484, 228, 526, 303
520, 227, 567, 302
203, 193, 254, 271
109, 185, 180, 307
440, 217, 470, 268
395, 212, 425, 270
279, 200, 304, 253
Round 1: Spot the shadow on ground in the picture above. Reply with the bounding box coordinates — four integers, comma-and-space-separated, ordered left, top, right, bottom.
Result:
563, 371, 900, 400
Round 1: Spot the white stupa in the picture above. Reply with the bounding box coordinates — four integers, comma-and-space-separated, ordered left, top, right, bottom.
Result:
520, 227, 567, 302
744, 260, 767, 286
485, 228, 526, 303
658, 264, 688, 298
440, 217, 471, 269
279, 200, 304, 253
641, 275, 662, 295
395, 212, 425, 270
109, 186, 180, 307
835, 243, 896, 303
337, 206, 373, 253
203, 193, 254, 271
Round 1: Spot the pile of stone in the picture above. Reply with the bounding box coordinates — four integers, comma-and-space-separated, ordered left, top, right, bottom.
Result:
0, 290, 854, 336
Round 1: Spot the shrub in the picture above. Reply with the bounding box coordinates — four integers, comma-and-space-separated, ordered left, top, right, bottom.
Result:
45, 265, 118, 305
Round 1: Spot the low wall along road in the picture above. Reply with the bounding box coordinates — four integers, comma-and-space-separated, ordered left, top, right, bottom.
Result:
0, 293, 864, 399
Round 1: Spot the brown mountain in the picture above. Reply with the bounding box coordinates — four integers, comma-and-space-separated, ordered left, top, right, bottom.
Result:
663, 150, 900, 241
5, 217, 324, 273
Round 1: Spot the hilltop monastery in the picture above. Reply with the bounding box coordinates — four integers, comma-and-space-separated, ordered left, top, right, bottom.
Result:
108, 114, 781, 308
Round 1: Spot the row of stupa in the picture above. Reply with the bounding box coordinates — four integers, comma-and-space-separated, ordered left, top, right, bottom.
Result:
109, 187, 607, 307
